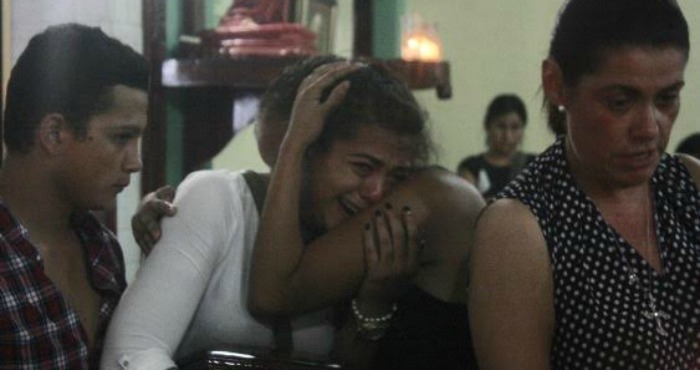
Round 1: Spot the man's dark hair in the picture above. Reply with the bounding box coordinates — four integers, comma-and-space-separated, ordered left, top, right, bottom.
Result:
4, 23, 149, 153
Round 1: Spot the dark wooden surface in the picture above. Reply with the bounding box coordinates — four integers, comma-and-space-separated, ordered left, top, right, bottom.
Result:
162, 57, 303, 89
141, 0, 168, 195
353, 0, 372, 57
180, 87, 238, 175
162, 57, 451, 99
379, 59, 452, 99
1, 3, 3, 167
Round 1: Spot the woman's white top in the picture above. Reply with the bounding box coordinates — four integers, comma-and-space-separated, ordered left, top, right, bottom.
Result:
101, 170, 334, 370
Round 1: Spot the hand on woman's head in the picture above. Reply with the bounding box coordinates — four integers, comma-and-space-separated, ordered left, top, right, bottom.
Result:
285, 62, 362, 150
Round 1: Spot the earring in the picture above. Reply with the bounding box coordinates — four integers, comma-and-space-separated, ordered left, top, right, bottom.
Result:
557, 105, 565, 113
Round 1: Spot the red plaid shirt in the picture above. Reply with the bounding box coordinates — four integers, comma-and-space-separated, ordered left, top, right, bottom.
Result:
0, 203, 126, 369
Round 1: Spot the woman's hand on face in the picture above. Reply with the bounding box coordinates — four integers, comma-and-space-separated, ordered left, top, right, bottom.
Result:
132, 185, 177, 255
285, 62, 362, 150
356, 203, 420, 313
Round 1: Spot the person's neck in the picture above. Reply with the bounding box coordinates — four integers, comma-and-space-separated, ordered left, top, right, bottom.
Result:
565, 140, 651, 208
0, 155, 74, 245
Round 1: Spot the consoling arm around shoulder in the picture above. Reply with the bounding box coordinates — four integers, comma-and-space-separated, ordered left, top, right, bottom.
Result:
468, 199, 554, 370
249, 167, 484, 317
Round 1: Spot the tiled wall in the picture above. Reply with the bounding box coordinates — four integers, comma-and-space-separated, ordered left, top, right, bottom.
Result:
10, 0, 144, 282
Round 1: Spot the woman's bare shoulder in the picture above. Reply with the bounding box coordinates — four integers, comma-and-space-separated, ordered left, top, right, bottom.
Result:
390, 167, 486, 243
394, 166, 485, 213
388, 167, 485, 301
473, 197, 548, 267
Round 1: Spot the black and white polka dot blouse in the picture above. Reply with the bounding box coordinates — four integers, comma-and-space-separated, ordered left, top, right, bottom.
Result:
497, 137, 700, 369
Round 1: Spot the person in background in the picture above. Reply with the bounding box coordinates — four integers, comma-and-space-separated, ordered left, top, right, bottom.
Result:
456, 94, 535, 199
120, 56, 483, 369
676, 132, 700, 159
469, 0, 700, 368
0, 24, 149, 369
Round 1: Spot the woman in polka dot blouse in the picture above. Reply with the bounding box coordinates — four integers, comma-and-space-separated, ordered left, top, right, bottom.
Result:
468, 0, 700, 368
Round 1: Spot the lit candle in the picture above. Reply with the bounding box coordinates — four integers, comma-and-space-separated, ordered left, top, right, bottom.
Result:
401, 16, 442, 62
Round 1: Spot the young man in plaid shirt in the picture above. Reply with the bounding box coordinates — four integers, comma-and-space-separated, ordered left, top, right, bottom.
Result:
0, 23, 149, 369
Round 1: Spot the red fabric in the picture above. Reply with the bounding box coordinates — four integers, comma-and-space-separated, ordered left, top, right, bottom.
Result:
201, 22, 318, 58
220, 45, 317, 57
205, 23, 316, 41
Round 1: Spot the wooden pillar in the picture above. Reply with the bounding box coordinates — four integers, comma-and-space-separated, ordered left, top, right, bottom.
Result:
141, 0, 168, 195
353, 0, 372, 57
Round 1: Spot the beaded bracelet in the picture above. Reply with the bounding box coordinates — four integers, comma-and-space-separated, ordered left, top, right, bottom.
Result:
351, 298, 397, 323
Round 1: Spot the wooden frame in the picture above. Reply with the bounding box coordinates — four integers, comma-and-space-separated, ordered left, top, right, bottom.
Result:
295, 0, 337, 54
141, 0, 168, 195
1, 0, 11, 163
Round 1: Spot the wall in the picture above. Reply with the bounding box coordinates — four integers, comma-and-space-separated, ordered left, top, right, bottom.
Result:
8, 0, 144, 282
407, 0, 700, 170
10, 0, 143, 61
214, 1, 700, 174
